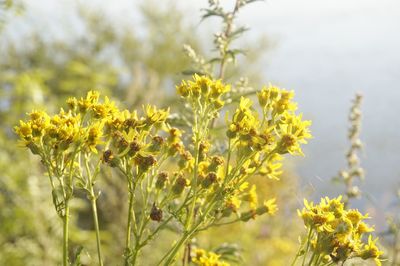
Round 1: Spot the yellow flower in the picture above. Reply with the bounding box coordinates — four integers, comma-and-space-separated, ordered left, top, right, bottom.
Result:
176, 80, 190, 97
276, 113, 312, 155
356, 221, 375, 235
256, 198, 278, 215
167, 127, 183, 144
274, 89, 297, 114
257, 85, 280, 107
192, 249, 230, 266
241, 184, 258, 209
177, 75, 230, 110
346, 209, 369, 227
78, 90, 101, 113
92, 96, 118, 119
257, 85, 297, 115
259, 155, 283, 180
143, 104, 169, 126
86, 90, 100, 104
210, 79, 230, 98
359, 235, 383, 266
192, 74, 211, 95
15, 120, 33, 140
225, 196, 241, 212
85, 123, 104, 153
230, 97, 259, 137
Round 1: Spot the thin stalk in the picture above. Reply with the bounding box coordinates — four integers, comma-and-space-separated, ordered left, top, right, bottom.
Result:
218, 0, 240, 80
161, 190, 221, 265
125, 191, 135, 265
90, 196, 103, 266
313, 254, 321, 266
307, 252, 316, 266
84, 155, 103, 266
63, 201, 70, 266
161, 230, 195, 266
302, 228, 313, 266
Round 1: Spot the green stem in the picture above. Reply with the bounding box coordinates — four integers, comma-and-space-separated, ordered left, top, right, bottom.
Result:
218, 0, 240, 80
302, 228, 313, 266
313, 254, 321, 266
184, 138, 200, 230
84, 155, 103, 266
161, 230, 195, 266
125, 191, 135, 265
90, 197, 103, 266
307, 252, 316, 266
63, 201, 70, 266
291, 254, 300, 266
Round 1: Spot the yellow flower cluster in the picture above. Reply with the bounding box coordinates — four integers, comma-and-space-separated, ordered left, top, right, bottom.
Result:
176, 74, 230, 111
192, 249, 230, 266
224, 85, 311, 188
298, 196, 383, 265
15, 91, 118, 155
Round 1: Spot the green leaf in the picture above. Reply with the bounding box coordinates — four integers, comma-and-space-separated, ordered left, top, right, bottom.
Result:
229, 26, 250, 40
181, 69, 206, 76
72, 246, 84, 266
200, 8, 225, 21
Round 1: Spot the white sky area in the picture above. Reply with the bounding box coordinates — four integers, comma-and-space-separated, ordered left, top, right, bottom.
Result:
5, 0, 400, 223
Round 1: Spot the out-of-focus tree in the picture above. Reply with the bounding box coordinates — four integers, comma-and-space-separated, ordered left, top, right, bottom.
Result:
0, 1, 201, 264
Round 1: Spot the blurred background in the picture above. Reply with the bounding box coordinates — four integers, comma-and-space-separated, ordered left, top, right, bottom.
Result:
1, 0, 400, 265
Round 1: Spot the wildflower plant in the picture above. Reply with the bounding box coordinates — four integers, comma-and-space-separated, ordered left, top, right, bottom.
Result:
15, 73, 311, 265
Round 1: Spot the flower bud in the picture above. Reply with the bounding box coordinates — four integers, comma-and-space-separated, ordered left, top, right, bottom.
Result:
209, 156, 224, 171
155, 171, 169, 190
172, 174, 189, 195
27, 142, 41, 155
240, 210, 256, 222
128, 140, 141, 157
150, 204, 163, 222
201, 172, 217, 189
136, 155, 157, 173
149, 136, 164, 152
198, 141, 210, 161
226, 124, 237, 139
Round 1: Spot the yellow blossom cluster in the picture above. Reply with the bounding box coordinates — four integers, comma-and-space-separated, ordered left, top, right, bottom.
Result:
192, 249, 230, 266
224, 85, 311, 189
15, 91, 121, 156
176, 74, 230, 111
297, 196, 383, 265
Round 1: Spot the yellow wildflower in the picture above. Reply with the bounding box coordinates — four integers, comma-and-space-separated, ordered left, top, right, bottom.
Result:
192, 249, 230, 266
